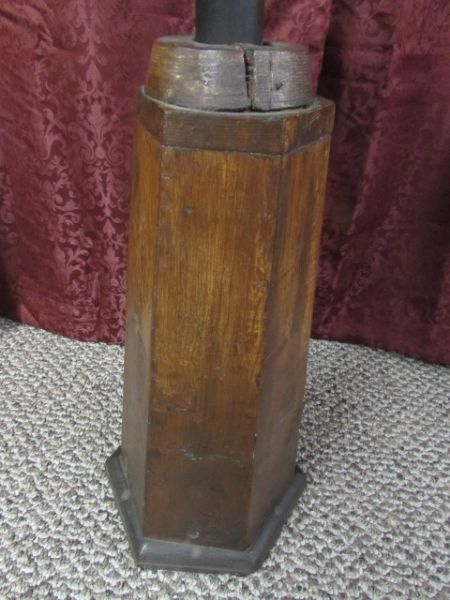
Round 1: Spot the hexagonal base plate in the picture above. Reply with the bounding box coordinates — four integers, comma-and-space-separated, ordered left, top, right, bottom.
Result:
106, 448, 306, 575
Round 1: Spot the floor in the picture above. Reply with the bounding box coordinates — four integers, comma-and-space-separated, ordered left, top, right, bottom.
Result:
0, 317, 449, 599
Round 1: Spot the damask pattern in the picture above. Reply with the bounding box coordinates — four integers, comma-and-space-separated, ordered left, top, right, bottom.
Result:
0, 1, 448, 363
315, 0, 450, 363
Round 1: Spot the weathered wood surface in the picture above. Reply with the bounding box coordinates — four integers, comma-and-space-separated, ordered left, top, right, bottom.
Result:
121, 98, 334, 549
145, 37, 313, 111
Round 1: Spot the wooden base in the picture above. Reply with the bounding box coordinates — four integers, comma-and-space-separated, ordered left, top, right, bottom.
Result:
106, 448, 306, 574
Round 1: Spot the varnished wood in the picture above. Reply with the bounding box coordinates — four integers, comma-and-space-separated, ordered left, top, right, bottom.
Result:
121, 124, 162, 524
121, 97, 334, 550
248, 141, 331, 538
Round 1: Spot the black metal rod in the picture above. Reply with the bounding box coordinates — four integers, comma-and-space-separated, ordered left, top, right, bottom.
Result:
195, 0, 265, 45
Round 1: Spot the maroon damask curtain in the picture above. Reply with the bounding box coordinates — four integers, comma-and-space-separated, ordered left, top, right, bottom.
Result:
315, 0, 450, 364
0, 1, 449, 364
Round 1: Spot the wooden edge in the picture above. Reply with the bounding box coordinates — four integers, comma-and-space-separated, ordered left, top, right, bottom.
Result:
136, 88, 335, 155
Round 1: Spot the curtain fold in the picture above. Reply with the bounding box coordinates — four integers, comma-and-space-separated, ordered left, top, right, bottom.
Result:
314, 0, 450, 363
0, 1, 448, 363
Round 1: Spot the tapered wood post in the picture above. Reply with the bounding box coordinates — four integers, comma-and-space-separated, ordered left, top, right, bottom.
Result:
106, 35, 334, 574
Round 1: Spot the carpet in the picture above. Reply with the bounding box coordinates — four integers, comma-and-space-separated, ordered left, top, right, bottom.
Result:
0, 317, 449, 599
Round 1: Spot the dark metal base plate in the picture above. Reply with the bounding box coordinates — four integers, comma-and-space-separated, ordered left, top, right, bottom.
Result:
106, 448, 306, 575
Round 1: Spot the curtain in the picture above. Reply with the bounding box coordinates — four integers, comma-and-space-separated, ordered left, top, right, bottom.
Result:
0, 1, 448, 364
315, 0, 450, 364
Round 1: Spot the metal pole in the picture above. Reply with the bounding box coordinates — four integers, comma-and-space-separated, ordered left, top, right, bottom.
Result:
195, 0, 265, 45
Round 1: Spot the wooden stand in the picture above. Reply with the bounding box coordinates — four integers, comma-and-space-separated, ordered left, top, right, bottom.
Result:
107, 36, 334, 574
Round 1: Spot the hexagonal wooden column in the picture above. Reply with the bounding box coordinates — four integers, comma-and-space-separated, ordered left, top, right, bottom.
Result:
107, 36, 334, 574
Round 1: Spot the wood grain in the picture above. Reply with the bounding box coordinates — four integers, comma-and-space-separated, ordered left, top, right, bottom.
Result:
136, 90, 334, 155
145, 37, 313, 112
121, 97, 334, 550
248, 139, 332, 539
146, 37, 248, 111
121, 124, 161, 525
249, 42, 312, 110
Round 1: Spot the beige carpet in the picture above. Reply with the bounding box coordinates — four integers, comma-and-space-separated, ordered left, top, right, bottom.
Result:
0, 317, 449, 599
